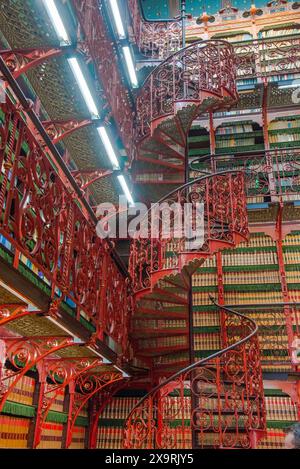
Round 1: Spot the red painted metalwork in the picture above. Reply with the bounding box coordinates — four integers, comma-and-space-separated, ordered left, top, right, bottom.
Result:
42, 119, 95, 145
65, 370, 124, 448
127, 2, 300, 79
124, 301, 266, 449
72, 169, 114, 190
129, 171, 249, 295
0, 304, 41, 327
72, 0, 134, 158
135, 40, 237, 144
128, 0, 182, 59
0, 47, 70, 79
209, 147, 300, 204
0, 336, 80, 413
0, 92, 131, 356
33, 357, 102, 448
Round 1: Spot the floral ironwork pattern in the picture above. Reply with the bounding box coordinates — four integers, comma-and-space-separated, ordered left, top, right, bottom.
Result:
129, 172, 249, 293
135, 40, 238, 143
0, 94, 131, 355
124, 303, 266, 449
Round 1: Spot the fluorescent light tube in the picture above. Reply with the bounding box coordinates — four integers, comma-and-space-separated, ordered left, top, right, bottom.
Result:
117, 174, 135, 206
68, 57, 99, 117
97, 126, 120, 169
43, 0, 70, 44
122, 46, 138, 88
109, 0, 126, 39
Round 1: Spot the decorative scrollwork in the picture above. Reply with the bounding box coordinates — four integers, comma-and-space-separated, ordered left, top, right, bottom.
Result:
124, 302, 266, 449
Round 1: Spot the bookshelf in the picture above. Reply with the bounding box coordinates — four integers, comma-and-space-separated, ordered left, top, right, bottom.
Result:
258, 24, 300, 39
215, 121, 264, 154
258, 389, 299, 449
269, 116, 300, 149
96, 392, 146, 449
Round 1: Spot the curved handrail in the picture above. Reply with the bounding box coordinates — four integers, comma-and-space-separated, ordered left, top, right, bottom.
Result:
129, 169, 248, 292
124, 297, 257, 420
138, 39, 237, 89
124, 298, 265, 449
135, 40, 238, 141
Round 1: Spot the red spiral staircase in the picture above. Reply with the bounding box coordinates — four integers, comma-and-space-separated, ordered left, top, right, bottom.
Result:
125, 39, 266, 449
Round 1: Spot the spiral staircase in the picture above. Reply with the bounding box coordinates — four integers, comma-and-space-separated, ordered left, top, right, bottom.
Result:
125, 40, 266, 449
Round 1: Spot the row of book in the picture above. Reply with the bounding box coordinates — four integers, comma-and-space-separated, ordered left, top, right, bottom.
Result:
221, 251, 278, 266
215, 123, 254, 135
216, 137, 256, 148
69, 426, 86, 449
134, 319, 186, 330
269, 134, 300, 144
45, 389, 65, 413
193, 311, 219, 327
193, 333, 220, 351
223, 270, 280, 285
283, 250, 300, 264
283, 233, 300, 245
265, 396, 298, 421
258, 429, 286, 449
192, 272, 217, 287
101, 398, 140, 420
137, 335, 188, 350
259, 27, 300, 38
0, 415, 30, 448
269, 118, 300, 130
3, 375, 35, 406
96, 427, 125, 449
38, 423, 64, 449
193, 291, 284, 305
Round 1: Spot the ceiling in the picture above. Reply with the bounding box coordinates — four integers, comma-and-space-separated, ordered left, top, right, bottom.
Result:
139, 0, 292, 19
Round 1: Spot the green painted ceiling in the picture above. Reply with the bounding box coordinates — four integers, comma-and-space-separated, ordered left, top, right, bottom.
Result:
139, 0, 292, 19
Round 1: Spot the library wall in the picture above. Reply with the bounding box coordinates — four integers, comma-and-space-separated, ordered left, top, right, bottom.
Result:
192, 231, 300, 448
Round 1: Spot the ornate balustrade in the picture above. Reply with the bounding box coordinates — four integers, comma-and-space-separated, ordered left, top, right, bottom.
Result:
128, 0, 182, 60
129, 171, 248, 295
191, 148, 300, 204
127, 2, 300, 80
235, 34, 300, 80
124, 301, 266, 449
135, 40, 238, 143
0, 91, 131, 356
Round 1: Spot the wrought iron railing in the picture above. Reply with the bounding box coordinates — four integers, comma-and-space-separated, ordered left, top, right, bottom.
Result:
128, 1, 300, 79
191, 147, 300, 204
135, 40, 238, 142
0, 83, 131, 355
129, 170, 248, 294
124, 300, 266, 449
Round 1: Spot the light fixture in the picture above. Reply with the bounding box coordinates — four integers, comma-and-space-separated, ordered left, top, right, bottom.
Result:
97, 126, 120, 169
68, 57, 99, 117
109, 0, 126, 39
43, 0, 71, 45
117, 174, 135, 206
122, 46, 138, 88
